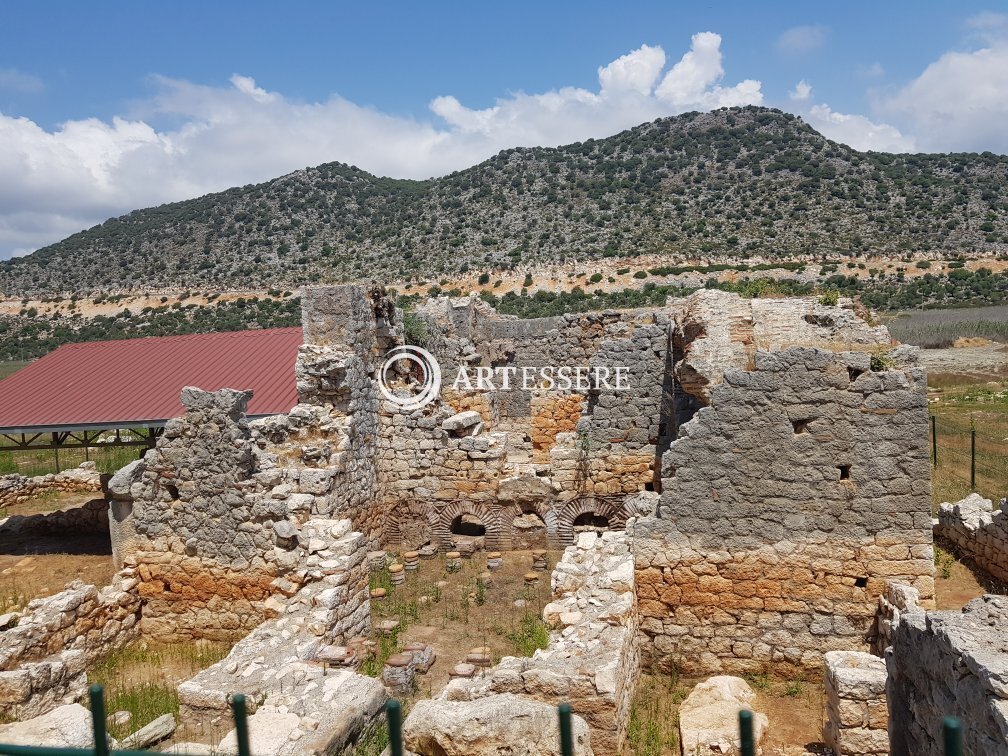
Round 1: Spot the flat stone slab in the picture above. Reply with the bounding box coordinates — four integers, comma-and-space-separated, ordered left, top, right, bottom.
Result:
0, 704, 93, 748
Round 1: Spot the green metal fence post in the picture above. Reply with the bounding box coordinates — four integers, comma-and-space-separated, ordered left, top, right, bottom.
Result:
230, 694, 251, 756
386, 699, 403, 756
558, 703, 574, 756
87, 684, 109, 756
943, 715, 962, 756
931, 415, 937, 465
971, 428, 976, 490
739, 709, 756, 756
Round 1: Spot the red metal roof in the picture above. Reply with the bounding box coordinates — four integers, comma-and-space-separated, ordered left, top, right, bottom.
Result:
0, 328, 303, 432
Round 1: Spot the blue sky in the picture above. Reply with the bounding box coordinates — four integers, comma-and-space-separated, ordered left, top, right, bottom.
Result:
1, 1, 1007, 258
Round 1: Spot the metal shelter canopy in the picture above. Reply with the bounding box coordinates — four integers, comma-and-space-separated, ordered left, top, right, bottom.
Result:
0, 327, 302, 452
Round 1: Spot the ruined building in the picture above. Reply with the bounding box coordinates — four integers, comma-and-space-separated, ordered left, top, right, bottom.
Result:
0, 284, 969, 753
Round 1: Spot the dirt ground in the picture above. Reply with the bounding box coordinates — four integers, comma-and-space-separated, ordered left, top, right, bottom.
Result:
0, 494, 115, 612
370, 548, 559, 697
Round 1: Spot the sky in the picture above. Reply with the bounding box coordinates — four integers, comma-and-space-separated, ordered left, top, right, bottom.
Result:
1, 1, 1007, 259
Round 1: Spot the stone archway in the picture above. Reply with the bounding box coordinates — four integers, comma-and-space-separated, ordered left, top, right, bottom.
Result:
433, 501, 502, 551
556, 496, 629, 544
388, 501, 436, 550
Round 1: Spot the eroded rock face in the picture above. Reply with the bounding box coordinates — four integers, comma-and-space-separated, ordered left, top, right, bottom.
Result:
403, 694, 593, 756
677, 676, 768, 755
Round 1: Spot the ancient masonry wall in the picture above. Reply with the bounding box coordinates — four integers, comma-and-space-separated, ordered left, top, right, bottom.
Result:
379, 298, 671, 551
886, 595, 1008, 755
0, 462, 103, 508
0, 498, 109, 538
633, 347, 935, 675
823, 650, 889, 756
177, 518, 382, 752
0, 574, 141, 719
406, 530, 638, 754
934, 493, 1008, 584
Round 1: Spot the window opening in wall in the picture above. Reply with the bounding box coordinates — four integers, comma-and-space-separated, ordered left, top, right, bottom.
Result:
838, 465, 851, 480
792, 419, 810, 434
855, 576, 868, 588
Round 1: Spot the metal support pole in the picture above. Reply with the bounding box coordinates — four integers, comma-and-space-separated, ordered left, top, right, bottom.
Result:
971, 429, 976, 491
558, 703, 574, 756
739, 709, 756, 756
931, 415, 937, 465
88, 684, 109, 756
52, 433, 60, 474
387, 699, 403, 756
230, 694, 251, 756
943, 716, 962, 756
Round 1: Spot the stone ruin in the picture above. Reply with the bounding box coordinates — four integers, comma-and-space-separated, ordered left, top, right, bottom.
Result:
0, 283, 1004, 753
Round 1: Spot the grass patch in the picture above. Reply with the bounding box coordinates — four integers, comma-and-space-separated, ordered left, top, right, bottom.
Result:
0, 362, 28, 381
0, 445, 142, 478
627, 665, 688, 756
495, 613, 550, 657
935, 545, 955, 580
88, 641, 231, 741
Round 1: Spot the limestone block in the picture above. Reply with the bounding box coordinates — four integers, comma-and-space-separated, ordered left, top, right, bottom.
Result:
0, 704, 94, 747
678, 676, 768, 755
403, 694, 593, 756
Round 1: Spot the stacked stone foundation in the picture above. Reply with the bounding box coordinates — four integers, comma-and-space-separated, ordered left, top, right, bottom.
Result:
0, 574, 141, 719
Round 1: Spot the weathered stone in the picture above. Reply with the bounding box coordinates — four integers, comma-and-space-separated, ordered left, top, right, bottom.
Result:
678, 676, 768, 755
403, 694, 593, 755
0, 704, 94, 747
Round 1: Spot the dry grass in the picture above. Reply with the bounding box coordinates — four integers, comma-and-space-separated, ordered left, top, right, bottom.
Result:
367, 548, 556, 696
928, 380, 1008, 510
627, 665, 826, 756
0, 553, 115, 613
89, 641, 231, 742
0, 444, 142, 478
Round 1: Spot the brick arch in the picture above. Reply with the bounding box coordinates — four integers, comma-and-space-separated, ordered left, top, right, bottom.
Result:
556, 496, 629, 544
503, 501, 559, 550
388, 500, 437, 550
433, 501, 503, 551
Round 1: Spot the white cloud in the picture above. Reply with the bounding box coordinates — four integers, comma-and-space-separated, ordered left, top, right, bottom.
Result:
806, 104, 915, 152
965, 11, 1008, 43
879, 40, 1008, 152
789, 80, 812, 101
598, 44, 666, 96
0, 68, 44, 93
859, 62, 885, 78
776, 25, 827, 55
0, 34, 763, 259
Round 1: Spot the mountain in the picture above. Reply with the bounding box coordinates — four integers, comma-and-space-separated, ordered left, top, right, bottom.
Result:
2, 106, 1008, 296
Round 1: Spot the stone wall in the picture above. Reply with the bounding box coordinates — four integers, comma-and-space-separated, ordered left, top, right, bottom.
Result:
426, 531, 639, 754
0, 498, 109, 538
935, 493, 1008, 584
823, 650, 889, 756
0, 463, 103, 508
0, 574, 141, 719
634, 347, 934, 675
177, 518, 382, 752
886, 595, 1008, 755
872, 581, 921, 656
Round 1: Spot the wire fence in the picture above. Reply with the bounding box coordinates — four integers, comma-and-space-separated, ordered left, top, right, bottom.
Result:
0, 446, 144, 478
0, 686, 969, 756
931, 414, 1008, 507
